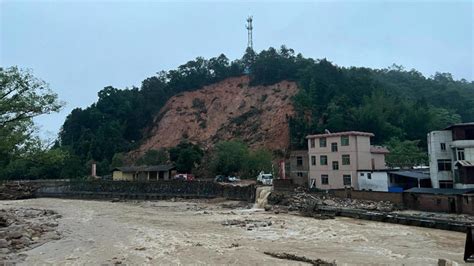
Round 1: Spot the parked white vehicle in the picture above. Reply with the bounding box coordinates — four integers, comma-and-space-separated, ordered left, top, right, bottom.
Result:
257, 171, 273, 185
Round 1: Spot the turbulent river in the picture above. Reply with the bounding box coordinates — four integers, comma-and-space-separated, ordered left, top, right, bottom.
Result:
0, 198, 465, 264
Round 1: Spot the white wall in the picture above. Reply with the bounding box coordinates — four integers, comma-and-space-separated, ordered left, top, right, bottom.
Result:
357, 171, 389, 192
427, 130, 453, 188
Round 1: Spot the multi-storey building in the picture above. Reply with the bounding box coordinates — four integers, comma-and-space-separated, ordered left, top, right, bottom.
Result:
427, 123, 474, 189
286, 150, 309, 187
306, 131, 389, 189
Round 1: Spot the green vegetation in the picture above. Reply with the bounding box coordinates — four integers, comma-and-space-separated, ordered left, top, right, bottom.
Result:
59, 55, 242, 176
136, 149, 169, 166
210, 140, 272, 178
0, 67, 65, 180
2, 45, 473, 179
169, 141, 204, 173
385, 138, 428, 168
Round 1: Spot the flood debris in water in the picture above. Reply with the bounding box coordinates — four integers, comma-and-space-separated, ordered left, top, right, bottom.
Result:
263, 251, 335, 265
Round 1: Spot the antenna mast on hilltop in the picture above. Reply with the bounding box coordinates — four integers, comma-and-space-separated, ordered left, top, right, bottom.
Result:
246, 16, 253, 50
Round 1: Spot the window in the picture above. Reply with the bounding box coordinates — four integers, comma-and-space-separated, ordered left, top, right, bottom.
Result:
440, 143, 446, 151
331, 142, 338, 152
332, 161, 339, 170
310, 138, 315, 148
367, 173, 372, 179
457, 148, 465, 160
341, 136, 349, 146
320, 155, 328, 165
343, 175, 352, 186
297, 172, 303, 177
149, 171, 158, 181
360, 173, 365, 176
439, 180, 453, 188
319, 138, 327, 147
311, 155, 316, 166
296, 156, 303, 166
436, 199, 441, 205
342, 154, 350, 165
437, 159, 452, 171
321, 175, 329, 185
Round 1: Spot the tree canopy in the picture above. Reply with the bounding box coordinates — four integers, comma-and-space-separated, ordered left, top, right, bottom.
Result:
0, 67, 65, 180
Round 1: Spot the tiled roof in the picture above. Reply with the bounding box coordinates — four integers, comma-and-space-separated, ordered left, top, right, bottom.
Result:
370, 146, 390, 154
306, 131, 374, 139
112, 165, 175, 173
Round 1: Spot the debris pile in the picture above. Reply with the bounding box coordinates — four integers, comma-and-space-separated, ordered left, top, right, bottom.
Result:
0, 207, 61, 262
263, 252, 335, 265
221, 218, 273, 230
268, 190, 397, 214
0, 182, 38, 200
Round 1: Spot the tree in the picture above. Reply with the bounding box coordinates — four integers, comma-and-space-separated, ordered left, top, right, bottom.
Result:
0, 67, 63, 179
137, 149, 169, 166
244, 148, 273, 178
210, 140, 249, 176
169, 142, 204, 173
385, 138, 428, 168
0, 67, 63, 128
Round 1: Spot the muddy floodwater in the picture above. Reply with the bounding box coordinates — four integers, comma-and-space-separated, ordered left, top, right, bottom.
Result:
0, 198, 466, 265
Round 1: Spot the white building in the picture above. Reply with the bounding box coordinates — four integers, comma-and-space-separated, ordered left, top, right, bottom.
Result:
357, 170, 390, 191
427, 123, 474, 189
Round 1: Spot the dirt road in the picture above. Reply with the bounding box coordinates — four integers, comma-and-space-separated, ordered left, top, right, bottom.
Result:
0, 198, 466, 264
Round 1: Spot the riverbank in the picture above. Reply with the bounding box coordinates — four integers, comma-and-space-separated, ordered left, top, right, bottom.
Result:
0, 198, 465, 264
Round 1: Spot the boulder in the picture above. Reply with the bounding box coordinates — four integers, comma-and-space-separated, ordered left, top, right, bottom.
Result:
0, 239, 9, 248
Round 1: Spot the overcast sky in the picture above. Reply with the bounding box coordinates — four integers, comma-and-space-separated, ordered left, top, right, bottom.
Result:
1, 0, 473, 138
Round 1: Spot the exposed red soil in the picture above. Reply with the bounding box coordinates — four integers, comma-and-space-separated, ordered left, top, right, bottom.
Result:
136, 76, 298, 154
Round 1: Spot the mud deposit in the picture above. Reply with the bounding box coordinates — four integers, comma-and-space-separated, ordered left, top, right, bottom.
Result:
0, 198, 465, 264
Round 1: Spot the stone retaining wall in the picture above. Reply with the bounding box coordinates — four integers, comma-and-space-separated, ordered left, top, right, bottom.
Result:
5, 180, 255, 202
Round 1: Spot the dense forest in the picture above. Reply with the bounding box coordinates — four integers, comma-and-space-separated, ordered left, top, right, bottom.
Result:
1, 46, 473, 179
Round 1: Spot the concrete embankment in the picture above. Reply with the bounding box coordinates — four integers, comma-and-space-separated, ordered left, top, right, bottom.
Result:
319, 206, 469, 232
268, 190, 473, 233
1, 180, 256, 202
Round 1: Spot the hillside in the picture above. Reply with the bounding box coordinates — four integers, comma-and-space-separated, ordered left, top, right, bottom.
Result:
137, 76, 297, 153
53, 46, 474, 177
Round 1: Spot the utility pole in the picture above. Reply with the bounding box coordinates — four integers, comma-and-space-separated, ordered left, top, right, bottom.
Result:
246, 16, 253, 50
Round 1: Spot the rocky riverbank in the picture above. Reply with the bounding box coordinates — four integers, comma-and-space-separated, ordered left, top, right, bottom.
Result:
0, 182, 38, 200
0, 207, 62, 263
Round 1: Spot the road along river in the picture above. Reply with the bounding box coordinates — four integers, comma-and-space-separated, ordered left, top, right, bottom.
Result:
0, 198, 465, 264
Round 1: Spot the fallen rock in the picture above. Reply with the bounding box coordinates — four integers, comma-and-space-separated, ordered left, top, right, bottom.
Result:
0, 239, 9, 248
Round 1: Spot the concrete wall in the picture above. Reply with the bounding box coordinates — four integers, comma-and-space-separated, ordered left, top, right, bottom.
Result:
330, 188, 474, 214
331, 189, 404, 205
371, 153, 387, 170
403, 193, 459, 213
461, 194, 474, 215
34, 180, 255, 202
287, 150, 309, 183
357, 171, 389, 192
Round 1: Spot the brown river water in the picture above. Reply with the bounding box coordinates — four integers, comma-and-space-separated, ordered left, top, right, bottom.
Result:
0, 198, 466, 265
